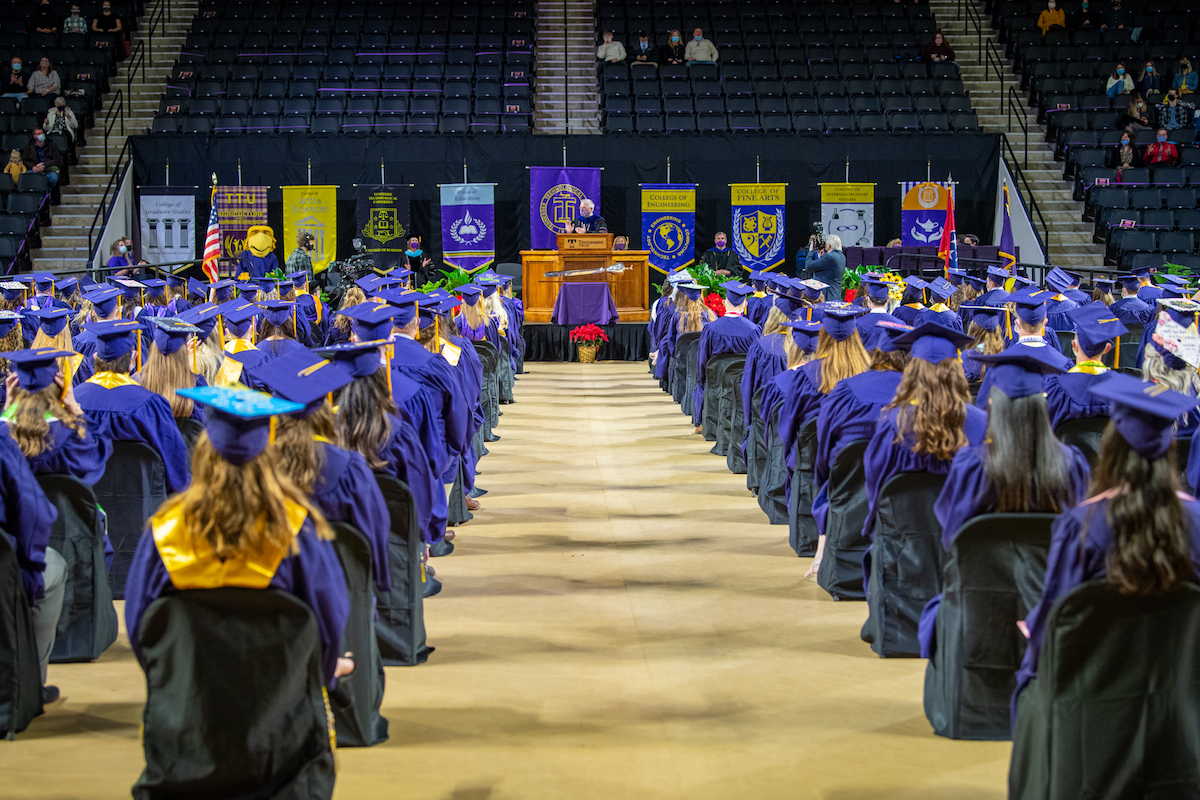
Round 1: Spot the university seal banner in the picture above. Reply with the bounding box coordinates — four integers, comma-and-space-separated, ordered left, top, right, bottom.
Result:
282, 185, 337, 273
138, 187, 195, 265
355, 184, 411, 271
731, 183, 787, 271
640, 184, 696, 274
214, 185, 268, 259
820, 183, 874, 248
900, 181, 956, 246
529, 166, 601, 250
440, 183, 495, 272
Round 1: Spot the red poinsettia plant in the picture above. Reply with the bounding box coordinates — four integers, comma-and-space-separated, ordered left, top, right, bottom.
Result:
703, 291, 726, 317
569, 323, 609, 347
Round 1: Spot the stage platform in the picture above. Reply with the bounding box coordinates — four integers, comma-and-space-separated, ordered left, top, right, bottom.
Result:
523, 322, 650, 362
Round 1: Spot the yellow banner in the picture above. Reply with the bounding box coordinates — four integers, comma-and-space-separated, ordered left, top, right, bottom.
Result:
731, 183, 785, 205
820, 183, 874, 204
282, 185, 337, 273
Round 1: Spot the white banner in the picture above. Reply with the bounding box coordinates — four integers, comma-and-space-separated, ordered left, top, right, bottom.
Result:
820, 183, 874, 248
138, 188, 195, 266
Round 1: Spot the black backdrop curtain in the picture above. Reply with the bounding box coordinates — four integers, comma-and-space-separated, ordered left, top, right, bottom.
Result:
130, 133, 1001, 275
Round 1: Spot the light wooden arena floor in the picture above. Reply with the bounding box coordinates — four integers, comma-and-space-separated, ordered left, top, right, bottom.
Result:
1, 361, 1010, 799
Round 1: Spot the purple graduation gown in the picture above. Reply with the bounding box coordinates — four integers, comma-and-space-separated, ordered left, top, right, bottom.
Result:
692, 314, 761, 425
740, 333, 788, 455
1011, 495, 1200, 716
855, 311, 904, 350
123, 516, 350, 688
0, 429, 57, 602
1045, 296, 1079, 332
1109, 296, 1155, 327
312, 441, 392, 593
390, 336, 471, 484
777, 359, 827, 464
0, 417, 112, 485
975, 341, 1074, 409
379, 411, 444, 545
1043, 370, 1111, 429
74, 379, 191, 493
812, 369, 903, 534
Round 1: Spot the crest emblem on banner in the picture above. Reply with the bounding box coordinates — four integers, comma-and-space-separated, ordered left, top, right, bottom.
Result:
649, 217, 690, 262
449, 210, 488, 246
736, 207, 785, 261
362, 208, 405, 245
539, 183, 587, 233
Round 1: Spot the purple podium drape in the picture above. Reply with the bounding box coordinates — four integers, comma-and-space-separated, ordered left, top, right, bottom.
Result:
550, 282, 620, 326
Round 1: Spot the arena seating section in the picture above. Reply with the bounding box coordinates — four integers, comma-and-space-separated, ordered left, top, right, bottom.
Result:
996, 0, 1200, 270
152, 0, 535, 136
0, 1, 122, 271
597, 1, 981, 135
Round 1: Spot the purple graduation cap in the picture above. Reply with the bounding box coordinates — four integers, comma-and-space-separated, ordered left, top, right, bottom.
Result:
1088, 372, 1200, 459
816, 303, 867, 341
313, 340, 387, 379
146, 317, 202, 355
860, 277, 892, 304
86, 319, 143, 361
5, 348, 75, 392
781, 320, 823, 353
178, 302, 221, 340
256, 299, 299, 328
84, 286, 122, 319
971, 344, 1070, 399
26, 306, 72, 337
1066, 301, 1128, 358
218, 299, 261, 338
890, 320, 975, 364
337, 301, 400, 341
176, 385, 303, 465
249, 349, 355, 418
723, 283, 755, 306
959, 304, 1004, 332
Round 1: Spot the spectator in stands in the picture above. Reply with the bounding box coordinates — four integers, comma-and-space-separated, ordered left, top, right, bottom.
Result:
108, 239, 137, 274
1120, 92, 1151, 129
2, 58, 26, 102
286, 230, 314, 273
922, 31, 955, 62
26, 58, 59, 99
30, 0, 59, 33
1173, 58, 1197, 95
663, 30, 685, 66
685, 28, 718, 65
1112, 131, 1141, 178
1073, 0, 1099, 29
92, 2, 126, 56
1138, 61, 1161, 95
960, 233, 980, 246
4, 150, 24, 187
1157, 90, 1195, 131
1106, 62, 1134, 97
1036, 1, 1065, 35
802, 234, 846, 302
630, 34, 658, 67
45, 97, 77, 142
63, 4, 87, 37
596, 31, 626, 65
20, 129, 61, 189
1144, 128, 1180, 166
885, 238, 902, 248
1101, 0, 1131, 31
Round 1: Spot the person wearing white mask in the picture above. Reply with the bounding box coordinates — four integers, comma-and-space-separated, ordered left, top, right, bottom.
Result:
1037, 0, 1065, 35
684, 28, 718, 65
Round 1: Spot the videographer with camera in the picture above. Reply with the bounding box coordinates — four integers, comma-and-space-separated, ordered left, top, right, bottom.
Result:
798, 226, 845, 302
287, 230, 316, 273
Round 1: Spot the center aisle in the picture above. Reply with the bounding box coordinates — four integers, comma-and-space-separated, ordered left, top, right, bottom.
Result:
342, 362, 1011, 799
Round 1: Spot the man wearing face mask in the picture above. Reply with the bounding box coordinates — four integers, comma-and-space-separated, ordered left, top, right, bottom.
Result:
1101, 0, 1131, 31
1037, 1, 1065, 35
1144, 128, 1180, 166
1157, 90, 1195, 131
2, 58, 25, 101
701, 232, 740, 274
596, 31, 626, 64
569, 199, 607, 234
684, 28, 718, 65
63, 4, 87, 36
20, 128, 62, 189
1073, 0, 1098, 28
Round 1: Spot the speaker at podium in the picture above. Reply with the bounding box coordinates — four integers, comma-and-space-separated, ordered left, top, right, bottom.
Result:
521, 234, 651, 325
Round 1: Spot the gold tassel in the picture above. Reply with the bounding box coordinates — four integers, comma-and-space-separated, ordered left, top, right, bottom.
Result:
1114, 336, 1120, 368
136, 334, 142, 373
191, 338, 198, 374
269, 416, 276, 445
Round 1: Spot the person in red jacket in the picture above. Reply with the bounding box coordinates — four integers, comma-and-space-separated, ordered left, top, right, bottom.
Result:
1143, 128, 1180, 166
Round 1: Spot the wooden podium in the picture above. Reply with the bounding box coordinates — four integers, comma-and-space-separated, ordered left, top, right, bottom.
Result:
520, 233, 651, 324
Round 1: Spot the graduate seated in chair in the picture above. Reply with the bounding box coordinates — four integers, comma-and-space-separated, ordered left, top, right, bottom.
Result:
1044, 302, 1127, 428
123, 386, 352, 688
917, 278, 963, 333
1042, 267, 1081, 332
692, 283, 761, 432
919, 347, 1092, 656
959, 304, 1008, 384
72, 322, 190, 495
975, 291, 1074, 408
255, 299, 309, 360
177, 302, 224, 386
1141, 306, 1200, 439
138, 318, 207, 423
1, 348, 111, 484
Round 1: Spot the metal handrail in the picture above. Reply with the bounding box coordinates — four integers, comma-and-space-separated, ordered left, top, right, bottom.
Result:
143, 0, 169, 67
100, 89, 123, 170
983, 37, 1004, 100
125, 40, 145, 110
1000, 131, 1051, 261
963, 0, 985, 61
1006, 86, 1031, 169
880, 252, 1115, 285
563, 0, 570, 134
86, 138, 133, 272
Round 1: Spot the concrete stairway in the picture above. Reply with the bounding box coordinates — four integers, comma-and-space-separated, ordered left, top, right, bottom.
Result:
928, 0, 1105, 270
534, 0, 600, 134
33, 0, 196, 271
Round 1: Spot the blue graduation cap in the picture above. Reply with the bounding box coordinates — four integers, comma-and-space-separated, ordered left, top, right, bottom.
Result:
141, 278, 169, 299
355, 275, 384, 294
987, 266, 1012, 283
1066, 301, 1128, 357
26, 306, 72, 338
781, 320, 822, 354
1008, 286, 1052, 325
178, 302, 221, 340
376, 289, 423, 327
274, 279, 296, 296
1160, 274, 1190, 287
0, 310, 20, 338
286, 270, 311, 289
218, 299, 261, 338
964, 274, 987, 291
5, 348, 75, 392
249, 350, 354, 417
186, 277, 209, 301
722, 283, 754, 305
1044, 267, 1075, 294
1162, 286, 1189, 300
313, 340, 387, 379
817, 303, 867, 342
1011, 276, 1036, 291
338, 301, 399, 341
679, 283, 704, 302
891, 320, 975, 364
748, 269, 766, 288
1093, 278, 1116, 295
86, 319, 144, 361
1088, 372, 1200, 459
960, 304, 1004, 332
146, 317, 202, 355
800, 280, 829, 301
972, 344, 1069, 399
873, 319, 914, 353
256, 299, 298, 328
176, 386, 304, 465
54, 276, 79, 296
1117, 274, 1141, 294
30, 272, 55, 293
0, 281, 26, 303
456, 284, 483, 303
1130, 265, 1155, 279
476, 281, 499, 299
860, 277, 892, 304
84, 285, 122, 319
928, 277, 955, 303
163, 273, 187, 290
945, 269, 969, 287
235, 281, 261, 297
209, 278, 236, 302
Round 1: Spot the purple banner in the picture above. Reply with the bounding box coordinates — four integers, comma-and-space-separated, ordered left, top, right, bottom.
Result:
529, 166, 602, 249
215, 185, 268, 259
440, 183, 495, 272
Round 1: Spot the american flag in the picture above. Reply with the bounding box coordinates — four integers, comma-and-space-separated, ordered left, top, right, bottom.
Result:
202, 185, 220, 283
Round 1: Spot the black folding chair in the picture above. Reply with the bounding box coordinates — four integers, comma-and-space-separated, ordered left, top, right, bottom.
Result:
92, 441, 168, 599
788, 418, 819, 558
816, 439, 871, 601
372, 474, 432, 666
1053, 416, 1109, 470
0, 526, 42, 739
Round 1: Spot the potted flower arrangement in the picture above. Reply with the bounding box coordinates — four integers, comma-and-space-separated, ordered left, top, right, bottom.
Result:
703, 290, 726, 318
569, 323, 609, 363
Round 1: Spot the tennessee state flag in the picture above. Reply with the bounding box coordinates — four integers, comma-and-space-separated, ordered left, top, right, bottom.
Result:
936, 189, 958, 278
